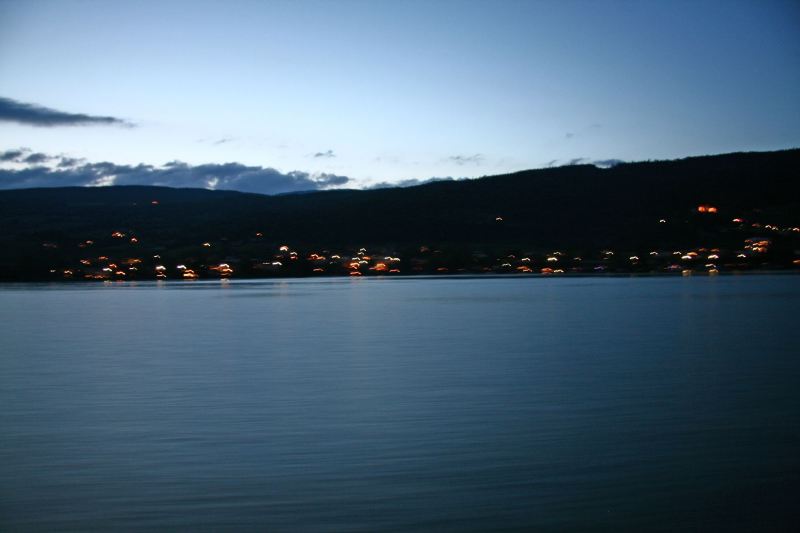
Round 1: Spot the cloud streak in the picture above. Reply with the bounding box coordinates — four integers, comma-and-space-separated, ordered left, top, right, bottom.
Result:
0, 97, 133, 127
0, 149, 349, 195
447, 154, 484, 165
368, 176, 461, 189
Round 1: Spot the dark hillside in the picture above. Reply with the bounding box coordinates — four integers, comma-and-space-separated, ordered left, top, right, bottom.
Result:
1, 149, 798, 279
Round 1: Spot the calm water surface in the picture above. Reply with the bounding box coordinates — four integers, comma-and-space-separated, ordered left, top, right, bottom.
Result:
1, 275, 798, 531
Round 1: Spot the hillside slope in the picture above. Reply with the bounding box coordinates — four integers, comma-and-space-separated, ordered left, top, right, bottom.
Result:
1, 149, 798, 279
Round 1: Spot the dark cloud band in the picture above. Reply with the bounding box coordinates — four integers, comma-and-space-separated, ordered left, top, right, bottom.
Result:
0, 97, 133, 127
0, 149, 349, 195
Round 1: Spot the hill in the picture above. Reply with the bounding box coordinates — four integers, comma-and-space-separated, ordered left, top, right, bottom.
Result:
1, 149, 798, 280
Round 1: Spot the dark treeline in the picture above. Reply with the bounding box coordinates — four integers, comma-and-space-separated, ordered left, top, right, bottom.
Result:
0, 148, 798, 280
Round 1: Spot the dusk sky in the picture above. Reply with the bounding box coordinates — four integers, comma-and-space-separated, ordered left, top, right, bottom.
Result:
1, 0, 799, 193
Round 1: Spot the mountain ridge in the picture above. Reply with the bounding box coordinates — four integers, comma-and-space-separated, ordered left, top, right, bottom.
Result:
1, 148, 798, 280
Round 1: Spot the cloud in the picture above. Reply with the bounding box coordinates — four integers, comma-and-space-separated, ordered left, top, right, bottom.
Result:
0, 148, 29, 162
57, 156, 86, 167
0, 96, 133, 127
541, 157, 623, 169
563, 157, 624, 167
23, 152, 52, 164
368, 176, 457, 189
593, 159, 624, 168
0, 149, 349, 194
313, 149, 336, 158
447, 154, 483, 165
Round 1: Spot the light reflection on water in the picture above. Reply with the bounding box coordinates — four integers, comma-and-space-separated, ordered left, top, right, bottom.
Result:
1, 275, 799, 531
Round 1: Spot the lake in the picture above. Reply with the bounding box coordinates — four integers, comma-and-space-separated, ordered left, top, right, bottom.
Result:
1, 275, 798, 531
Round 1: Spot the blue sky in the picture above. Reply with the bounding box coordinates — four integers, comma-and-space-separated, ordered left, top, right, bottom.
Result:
1, 0, 799, 193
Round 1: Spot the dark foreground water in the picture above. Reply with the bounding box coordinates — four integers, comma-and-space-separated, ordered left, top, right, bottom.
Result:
1, 275, 798, 532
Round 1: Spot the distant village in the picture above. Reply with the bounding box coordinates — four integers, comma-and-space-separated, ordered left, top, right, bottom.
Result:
32, 204, 800, 281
